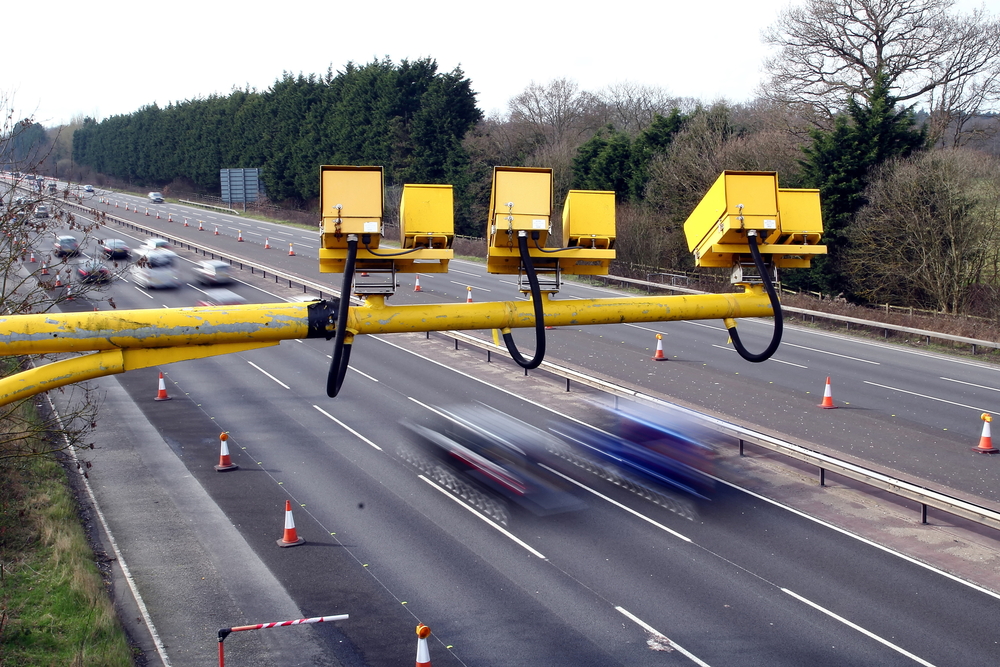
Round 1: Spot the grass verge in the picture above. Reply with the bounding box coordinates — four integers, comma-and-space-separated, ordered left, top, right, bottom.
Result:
1, 405, 136, 666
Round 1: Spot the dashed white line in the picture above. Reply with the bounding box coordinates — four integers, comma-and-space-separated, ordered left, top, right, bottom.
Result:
418, 474, 546, 559
540, 465, 691, 542
781, 588, 937, 666
783, 342, 880, 365
312, 406, 382, 450
864, 380, 993, 413
710, 345, 807, 367
246, 361, 289, 389
940, 377, 1000, 392
133, 286, 154, 299
615, 606, 710, 666
451, 281, 489, 291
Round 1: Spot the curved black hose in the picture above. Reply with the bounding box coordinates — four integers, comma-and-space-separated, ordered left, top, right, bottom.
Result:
728, 231, 782, 362
326, 237, 357, 397
502, 232, 547, 369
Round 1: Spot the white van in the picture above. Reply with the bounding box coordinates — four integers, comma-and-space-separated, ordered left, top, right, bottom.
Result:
132, 249, 181, 289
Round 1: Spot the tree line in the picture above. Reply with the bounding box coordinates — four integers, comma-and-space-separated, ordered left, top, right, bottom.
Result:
59, 0, 1000, 316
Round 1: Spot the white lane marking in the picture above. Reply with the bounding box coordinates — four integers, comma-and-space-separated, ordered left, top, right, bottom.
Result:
623, 323, 666, 334
715, 477, 1000, 602
312, 406, 382, 450
448, 269, 480, 277
418, 474, 546, 559
684, 320, 723, 330
322, 356, 379, 381
781, 588, 937, 666
783, 342, 880, 365
711, 345, 807, 368
133, 286, 154, 299
272, 230, 294, 236
296, 244, 315, 249
450, 281, 488, 291
615, 606, 710, 666
245, 231, 263, 236
864, 380, 993, 413
940, 377, 1000, 392
246, 361, 289, 389
540, 465, 691, 542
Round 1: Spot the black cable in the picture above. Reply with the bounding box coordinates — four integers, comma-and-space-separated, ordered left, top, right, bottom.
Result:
326, 236, 357, 397
727, 231, 783, 362
502, 231, 547, 369
362, 240, 425, 257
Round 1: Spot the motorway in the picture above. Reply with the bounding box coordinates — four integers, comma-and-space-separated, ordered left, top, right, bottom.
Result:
16, 187, 1000, 665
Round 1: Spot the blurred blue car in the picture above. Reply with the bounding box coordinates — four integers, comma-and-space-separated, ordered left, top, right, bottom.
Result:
549, 403, 718, 503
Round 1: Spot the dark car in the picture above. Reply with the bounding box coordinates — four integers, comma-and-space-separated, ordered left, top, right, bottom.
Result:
401, 404, 586, 517
100, 238, 131, 259
76, 260, 111, 284
34, 205, 49, 218
53, 235, 79, 257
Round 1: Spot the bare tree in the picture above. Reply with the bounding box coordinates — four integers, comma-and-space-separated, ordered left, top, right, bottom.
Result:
593, 83, 688, 135
507, 79, 601, 148
0, 96, 115, 468
843, 148, 1000, 313
761, 0, 1000, 145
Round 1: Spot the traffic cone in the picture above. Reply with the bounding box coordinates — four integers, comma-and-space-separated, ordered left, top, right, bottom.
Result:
652, 333, 667, 360
276, 500, 305, 547
214, 226, 219, 235
183, 218, 190, 227
40, 262, 49, 275
237, 230, 244, 242
973, 413, 999, 454
214, 432, 239, 471
156, 210, 161, 219
198, 220, 204, 231
125, 204, 130, 212
154, 372, 171, 401
818, 376, 837, 409
414, 276, 422, 292
415, 624, 432, 667
145, 207, 150, 216
28, 251, 36, 263
115, 201, 119, 208
263, 237, 271, 249
168, 212, 173, 222
53, 275, 63, 288
288, 243, 295, 256
466, 286, 473, 303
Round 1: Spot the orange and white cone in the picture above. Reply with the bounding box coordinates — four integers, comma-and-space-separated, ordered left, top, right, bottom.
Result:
276, 500, 305, 547
466, 286, 473, 303
214, 432, 239, 471
154, 372, 171, 401
168, 213, 173, 222
183, 218, 190, 227
264, 237, 271, 249
237, 230, 244, 242
28, 251, 36, 263
214, 226, 219, 235
156, 210, 161, 219
145, 207, 150, 216
198, 220, 204, 231
288, 243, 295, 256
54, 275, 63, 288
652, 333, 667, 361
125, 203, 130, 212
40, 262, 49, 275
415, 624, 432, 667
818, 376, 837, 409
973, 413, 999, 454
115, 201, 119, 208
414, 276, 422, 292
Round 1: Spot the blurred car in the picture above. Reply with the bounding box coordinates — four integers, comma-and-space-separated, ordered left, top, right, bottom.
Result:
147, 191, 164, 203
100, 238, 131, 259
135, 238, 171, 259
195, 288, 247, 306
14, 196, 25, 206
83, 185, 94, 193
402, 404, 586, 516
34, 205, 49, 218
132, 249, 180, 289
76, 260, 111, 284
53, 235, 79, 257
192, 260, 233, 286
548, 402, 719, 505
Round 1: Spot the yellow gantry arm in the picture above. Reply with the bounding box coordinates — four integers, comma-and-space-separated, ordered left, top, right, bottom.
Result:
0, 288, 774, 406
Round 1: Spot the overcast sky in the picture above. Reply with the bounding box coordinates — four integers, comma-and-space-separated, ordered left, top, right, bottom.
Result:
5, 0, 998, 127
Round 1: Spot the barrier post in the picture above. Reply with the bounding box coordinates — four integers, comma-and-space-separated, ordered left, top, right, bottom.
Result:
217, 614, 349, 666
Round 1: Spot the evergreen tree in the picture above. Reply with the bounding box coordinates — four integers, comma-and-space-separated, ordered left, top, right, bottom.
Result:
791, 76, 926, 295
